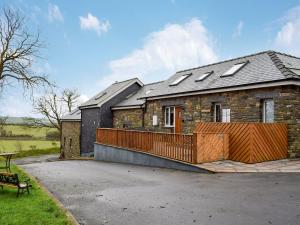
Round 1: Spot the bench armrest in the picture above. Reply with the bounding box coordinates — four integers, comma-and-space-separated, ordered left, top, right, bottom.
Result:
23, 178, 31, 186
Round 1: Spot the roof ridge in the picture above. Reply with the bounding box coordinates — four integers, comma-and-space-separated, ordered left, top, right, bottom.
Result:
271, 50, 300, 61
177, 50, 271, 73
113, 77, 143, 85
267, 51, 297, 78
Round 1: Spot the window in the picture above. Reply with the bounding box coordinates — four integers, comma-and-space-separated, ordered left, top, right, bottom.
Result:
222, 109, 230, 122
170, 73, 191, 86
262, 99, 274, 123
195, 71, 213, 81
165, 106, 175, 127
145, 89, 153, 95
221, 61, 248, 77
69, 138, 72, 149
213, 103, 222, 122
63, 137, 66, 147
94, 92, 107, 100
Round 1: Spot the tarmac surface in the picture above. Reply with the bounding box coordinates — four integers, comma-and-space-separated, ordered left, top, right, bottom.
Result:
19, 158, 300, 225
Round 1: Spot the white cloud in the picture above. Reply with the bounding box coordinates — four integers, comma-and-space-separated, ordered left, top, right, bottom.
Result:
232, 21, 244, 38
79, 13, 110, 36
48, 3, 64, 23
98, 18, 218, 87
274, 6, 300, 55
0, 95, 35, 117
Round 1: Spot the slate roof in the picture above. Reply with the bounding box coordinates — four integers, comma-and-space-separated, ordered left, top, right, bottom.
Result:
141, 50, 300, 99
61, 108, 81, 121
79, 78, 143, 108
112, 81, 164, 108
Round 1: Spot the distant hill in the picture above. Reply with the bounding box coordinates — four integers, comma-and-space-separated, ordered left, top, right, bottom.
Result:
0, 116, 51, 126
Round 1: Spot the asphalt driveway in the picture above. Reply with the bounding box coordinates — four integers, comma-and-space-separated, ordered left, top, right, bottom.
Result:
20, 160, 300, 225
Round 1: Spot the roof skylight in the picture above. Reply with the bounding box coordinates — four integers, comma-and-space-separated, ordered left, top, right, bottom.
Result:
195, 71, 213, 82
94, 92, 107, 100
221, 61, 248, 77
289, 68, 300, 76
170, 73, 191, 86
145, 89, 153, 95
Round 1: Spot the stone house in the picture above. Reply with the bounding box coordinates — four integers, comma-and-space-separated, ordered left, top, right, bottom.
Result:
112, 51, 300, 157
61, 108, 81, 159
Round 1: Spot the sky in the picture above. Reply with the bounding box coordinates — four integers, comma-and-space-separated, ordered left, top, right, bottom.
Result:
1, 0, 300, 117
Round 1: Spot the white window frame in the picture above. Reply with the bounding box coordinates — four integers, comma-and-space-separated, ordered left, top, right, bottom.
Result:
221, 61, 248, 77
165, 106, 175, 127
262, 99, 274, 123
213, 103, 222, 122
170, 74, 191, 86
222, 108, 231, 122
196, 71, 213, 81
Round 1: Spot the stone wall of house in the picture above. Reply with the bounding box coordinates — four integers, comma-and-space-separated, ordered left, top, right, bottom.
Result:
113, 109, 143, 128
61, 121, 81, 159
143, 85, 300, 157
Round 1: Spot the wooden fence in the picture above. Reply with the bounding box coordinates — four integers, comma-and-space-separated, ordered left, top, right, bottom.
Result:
194, 122, 288, 163
96, 128, 195, 163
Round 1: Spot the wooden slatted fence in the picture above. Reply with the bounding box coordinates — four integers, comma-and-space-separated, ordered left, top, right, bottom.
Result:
194, 122, 288, 163
96, 128, 195, 163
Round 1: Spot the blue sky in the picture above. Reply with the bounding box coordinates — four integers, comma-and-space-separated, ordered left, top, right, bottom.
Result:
1, 0, 300, 117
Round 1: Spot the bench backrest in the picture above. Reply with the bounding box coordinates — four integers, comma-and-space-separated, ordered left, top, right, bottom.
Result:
0, 173, 19, 186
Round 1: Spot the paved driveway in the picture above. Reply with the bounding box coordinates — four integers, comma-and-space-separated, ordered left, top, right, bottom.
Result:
21, 160, 300, 225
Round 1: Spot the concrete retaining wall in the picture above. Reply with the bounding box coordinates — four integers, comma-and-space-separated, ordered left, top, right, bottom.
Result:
94, 143, 211, 173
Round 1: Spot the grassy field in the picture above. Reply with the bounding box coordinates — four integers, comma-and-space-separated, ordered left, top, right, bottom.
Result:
2, 124, 57, 138
0, 140, 60, 152
0, 165, 72, 225
0, 124, 60, 157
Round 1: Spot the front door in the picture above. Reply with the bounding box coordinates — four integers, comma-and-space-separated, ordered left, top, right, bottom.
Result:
175, 107, 182, 133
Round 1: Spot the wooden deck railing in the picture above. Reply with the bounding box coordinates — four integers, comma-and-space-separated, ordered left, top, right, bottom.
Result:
96, 128, 195, 163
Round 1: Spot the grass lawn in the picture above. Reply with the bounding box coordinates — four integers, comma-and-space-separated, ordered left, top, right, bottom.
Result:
0, 165, 73, 225
2, 124, 57, 139
0, 140, 60, 152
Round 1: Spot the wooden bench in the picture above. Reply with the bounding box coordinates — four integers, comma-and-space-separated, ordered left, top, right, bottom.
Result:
0, 172, 32, 197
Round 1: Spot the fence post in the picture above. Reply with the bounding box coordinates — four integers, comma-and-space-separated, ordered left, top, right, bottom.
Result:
192, 132, 198, 164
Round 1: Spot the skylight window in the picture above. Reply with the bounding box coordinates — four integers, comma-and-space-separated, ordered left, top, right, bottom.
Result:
195, 71, 213, 82
94, 92, 107, 100
169, 73, 191, 86
145, 89, 153, 95
221, 61, 248, 77
289, 68, 300, 76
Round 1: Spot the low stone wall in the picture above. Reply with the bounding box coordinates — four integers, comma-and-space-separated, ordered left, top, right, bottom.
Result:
94, 143, 211, 173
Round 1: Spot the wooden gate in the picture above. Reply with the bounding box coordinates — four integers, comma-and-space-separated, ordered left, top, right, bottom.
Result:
194, 122, 288, 163
197, 133, 229, 163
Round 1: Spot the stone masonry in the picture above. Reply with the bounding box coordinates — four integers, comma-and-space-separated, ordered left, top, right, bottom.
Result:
113, 109, 143, 128
61, 121, 81, 159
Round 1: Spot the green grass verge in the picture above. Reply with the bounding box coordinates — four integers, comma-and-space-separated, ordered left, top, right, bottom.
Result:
0, 165, 73, 225
13, 147, 60, 158
0, 140, 60, 152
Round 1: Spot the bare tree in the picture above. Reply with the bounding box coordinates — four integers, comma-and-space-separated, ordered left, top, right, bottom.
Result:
34, 89, 80, 132
62, 89, 80, 112
0, 7, 52, 94
0, 115, 8, 129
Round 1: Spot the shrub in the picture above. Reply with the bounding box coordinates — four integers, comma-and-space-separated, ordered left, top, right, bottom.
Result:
30, 145, 37, 150
46, 130, 60, 141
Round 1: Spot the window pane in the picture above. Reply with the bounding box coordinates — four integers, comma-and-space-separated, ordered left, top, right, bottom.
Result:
170, 107, 174, 126
165, 107, 169, 125
265, 100, 274, 122
215, 104, 222, 122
